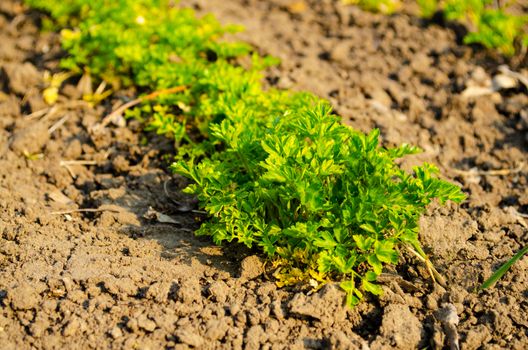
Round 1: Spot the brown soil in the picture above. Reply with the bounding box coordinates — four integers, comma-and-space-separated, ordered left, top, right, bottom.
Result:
1, 0, 527, 349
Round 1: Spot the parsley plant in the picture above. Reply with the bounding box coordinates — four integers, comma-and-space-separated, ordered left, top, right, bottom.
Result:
26, 0, 465, 306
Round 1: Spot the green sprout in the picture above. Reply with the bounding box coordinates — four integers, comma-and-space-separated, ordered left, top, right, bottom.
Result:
480, 245, 528, 290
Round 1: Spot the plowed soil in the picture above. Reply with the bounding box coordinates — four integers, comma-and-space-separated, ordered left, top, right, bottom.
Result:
0, 0, 527, 349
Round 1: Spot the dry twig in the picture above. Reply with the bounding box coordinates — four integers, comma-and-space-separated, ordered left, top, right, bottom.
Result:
406, 245, 448, 288
91, 85, 186, 133
26, 106, 56, 120
59, 159, 98, 178
50, 208, 121, 215
60, 160, 98, 166
48, 114, 71, 134
453, 162, 524, 177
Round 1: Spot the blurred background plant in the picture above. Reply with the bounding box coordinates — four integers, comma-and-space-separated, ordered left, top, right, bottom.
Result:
343, 0, 402, 14
346, 0, 528, 56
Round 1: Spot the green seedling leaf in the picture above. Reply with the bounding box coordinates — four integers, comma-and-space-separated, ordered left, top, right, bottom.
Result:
353, 235, 375, 251
480, 245, 528, 290
367, 254, 383, 275
374, 241, 399, 264
362, 279, 383, 295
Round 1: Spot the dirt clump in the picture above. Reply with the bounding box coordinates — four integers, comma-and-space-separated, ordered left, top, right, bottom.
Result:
239, 255, 265, 280
289, 284, 347, 327
9, 121, 49, 155
1, 62, 41, 94
371, 304, 423, 349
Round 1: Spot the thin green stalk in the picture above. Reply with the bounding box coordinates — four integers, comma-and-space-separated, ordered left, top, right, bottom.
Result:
480, 245, 528, 290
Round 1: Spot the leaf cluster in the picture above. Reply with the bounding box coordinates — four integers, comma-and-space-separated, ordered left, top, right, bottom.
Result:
26, 0, 466, 306
26, 0, 276, 143
173, 100, 465, 305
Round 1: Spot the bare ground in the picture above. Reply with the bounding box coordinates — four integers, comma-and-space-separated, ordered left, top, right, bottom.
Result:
0, 0, 527, 349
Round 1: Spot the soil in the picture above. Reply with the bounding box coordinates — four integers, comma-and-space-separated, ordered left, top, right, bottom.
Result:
0, 0, 527, 349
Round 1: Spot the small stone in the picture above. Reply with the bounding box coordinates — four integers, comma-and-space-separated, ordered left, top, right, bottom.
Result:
61, 277, 74, 292
471, 66, 490, 86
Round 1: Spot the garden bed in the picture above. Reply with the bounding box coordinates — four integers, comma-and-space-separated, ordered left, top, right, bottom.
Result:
0, 0, 527, 349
